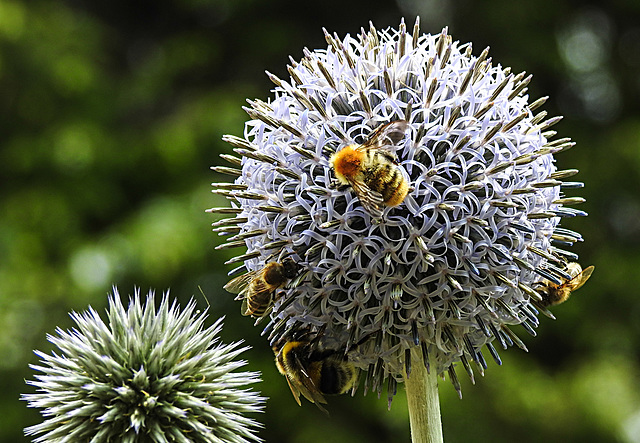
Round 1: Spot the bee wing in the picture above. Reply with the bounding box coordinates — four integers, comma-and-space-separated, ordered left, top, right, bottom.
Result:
281, 360, 329, 413
223, 270, 258, 296
287, 373, 329, 414
361, 120, 408, 154
349, 178, 385, 219
283, 373, 303, 406
241, 297, 252, 316
569, 265, 595, 291
293, 357, 329, 407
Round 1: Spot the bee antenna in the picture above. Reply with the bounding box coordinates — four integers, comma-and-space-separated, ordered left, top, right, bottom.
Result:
278, 248, 295, 261
344, 330, 377, 354
305, 324, 328, 347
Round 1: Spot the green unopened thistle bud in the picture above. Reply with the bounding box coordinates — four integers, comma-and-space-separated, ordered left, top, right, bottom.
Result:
22, 287, 264, 443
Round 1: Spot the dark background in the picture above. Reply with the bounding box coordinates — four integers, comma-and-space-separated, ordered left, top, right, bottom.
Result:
2, 0, 639, 441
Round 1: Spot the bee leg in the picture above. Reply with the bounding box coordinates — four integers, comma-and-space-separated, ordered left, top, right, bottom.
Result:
329, 178, 351, 191
314, 402, 330, 416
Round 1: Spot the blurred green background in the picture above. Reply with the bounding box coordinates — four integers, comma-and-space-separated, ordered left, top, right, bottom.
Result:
2, 0, 638, 441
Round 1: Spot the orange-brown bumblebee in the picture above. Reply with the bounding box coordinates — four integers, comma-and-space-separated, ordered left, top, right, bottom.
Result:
537, 262, 594, 307
223, 257, 300, 318
273, 330, 358, 414
329, 120, 410, 219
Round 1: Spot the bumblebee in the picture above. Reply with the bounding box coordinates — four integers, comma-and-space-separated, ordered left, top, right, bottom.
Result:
537, 262, 594, 307
273, 330, 358, 413
329, 120, 410, 219
223, 257, 300, 318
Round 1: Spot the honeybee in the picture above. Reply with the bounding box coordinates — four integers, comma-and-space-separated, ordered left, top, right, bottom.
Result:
273, 330, 358, 414
537, 262, 594, 307
223, 256, 300, 318
329, 120, 410, 219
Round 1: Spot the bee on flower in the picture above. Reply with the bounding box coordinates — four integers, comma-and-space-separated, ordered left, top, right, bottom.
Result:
329, 120, 410, 220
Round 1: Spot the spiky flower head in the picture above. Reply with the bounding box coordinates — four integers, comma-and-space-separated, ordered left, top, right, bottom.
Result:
22, 288, 264, 443
210, 19, 587, 401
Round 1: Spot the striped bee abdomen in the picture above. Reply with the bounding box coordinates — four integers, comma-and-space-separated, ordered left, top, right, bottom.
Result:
363, 152, 409, 207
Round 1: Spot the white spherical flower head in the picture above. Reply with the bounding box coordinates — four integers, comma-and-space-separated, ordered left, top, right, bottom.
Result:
211, 19, 588, 402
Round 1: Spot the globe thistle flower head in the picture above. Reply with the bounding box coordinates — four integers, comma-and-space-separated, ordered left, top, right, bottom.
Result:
210, 19, 588, 402
22, 288, 264, 443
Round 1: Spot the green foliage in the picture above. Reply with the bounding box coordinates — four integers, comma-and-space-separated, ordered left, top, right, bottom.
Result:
4, 0, 639, 442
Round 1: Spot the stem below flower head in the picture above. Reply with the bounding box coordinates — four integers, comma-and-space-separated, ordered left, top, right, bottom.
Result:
405, 348, 443, 443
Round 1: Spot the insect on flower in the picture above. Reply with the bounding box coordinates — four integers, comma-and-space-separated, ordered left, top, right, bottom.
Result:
329, 120, 410, 220
224, 253, 301, 318
536, 263, 594, 307
272, 327, 373, 414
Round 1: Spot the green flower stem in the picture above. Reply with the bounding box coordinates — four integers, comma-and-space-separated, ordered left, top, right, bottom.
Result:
405, 348, 443, 443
